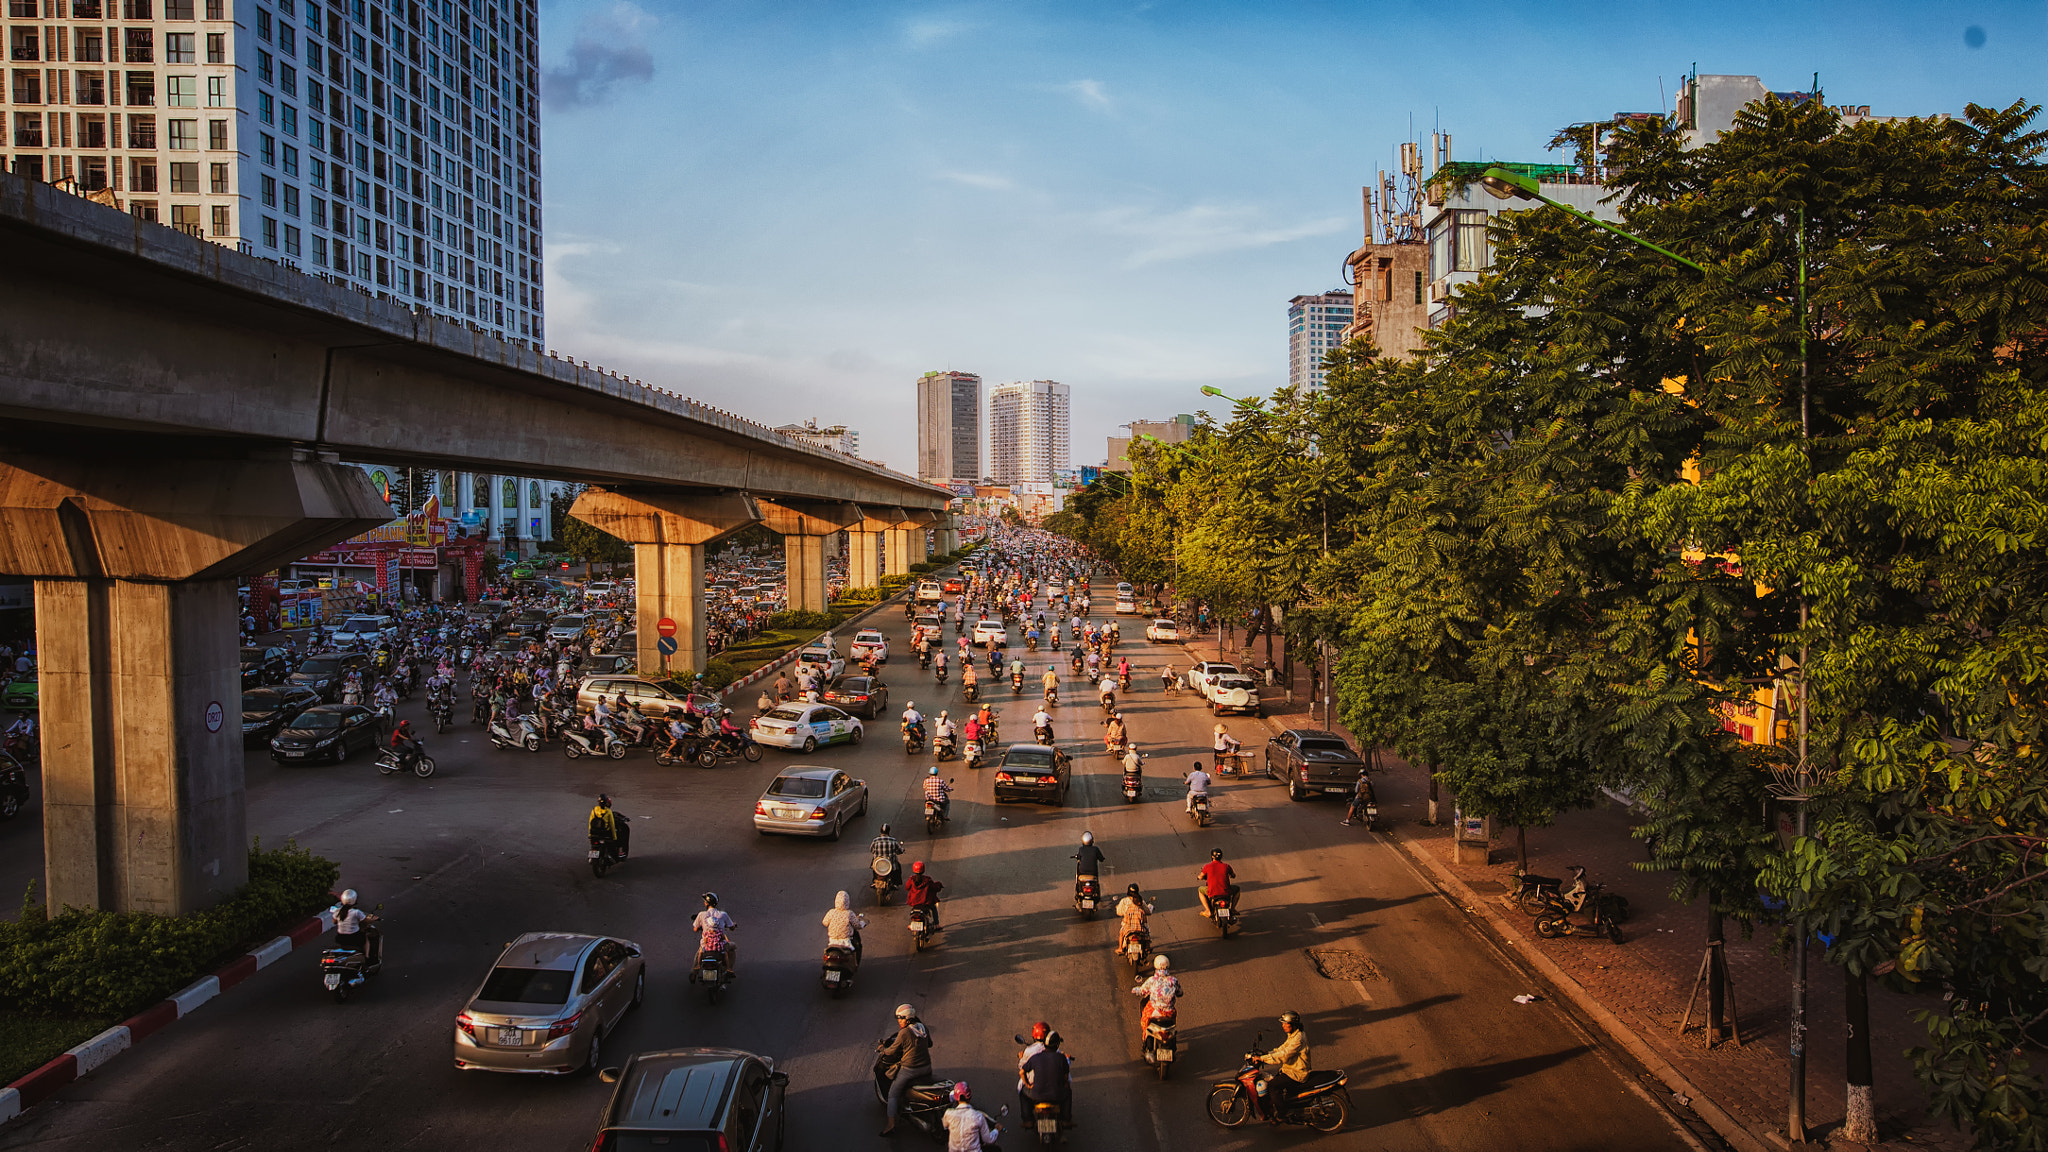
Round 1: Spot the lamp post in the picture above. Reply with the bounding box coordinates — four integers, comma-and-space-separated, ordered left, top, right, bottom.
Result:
1487, 163, 1817, 1143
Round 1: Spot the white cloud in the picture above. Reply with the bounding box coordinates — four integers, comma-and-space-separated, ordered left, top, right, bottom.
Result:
1062, 79, 1111, 111
937, 170, 1016, 191
1083, 202, 1348, 267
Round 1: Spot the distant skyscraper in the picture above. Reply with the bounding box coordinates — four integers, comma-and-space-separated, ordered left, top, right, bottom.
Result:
988, 379, 1070, 486
917, 370, 981, 483
1288, 290, 1354, 390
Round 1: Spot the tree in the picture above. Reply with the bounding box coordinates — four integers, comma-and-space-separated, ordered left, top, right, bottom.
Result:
560, 514, 631, 571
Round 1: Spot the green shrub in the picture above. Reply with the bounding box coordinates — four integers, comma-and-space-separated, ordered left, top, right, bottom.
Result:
700, 660, 739, 690
766, 609, 839, 632
880, 574, 914, 591
908, 562, 934, 574
0, 841, 337, 1016
836, 586, 884, 604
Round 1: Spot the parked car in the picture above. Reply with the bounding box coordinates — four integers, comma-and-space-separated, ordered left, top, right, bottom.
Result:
575, 675, 718, 718
752, 767, 869, 839
848, 630, 889, 663
1185, 661, 1240, 697
1264, 729, 1370, 801
993, 743, 1072, 805
547, 614, 589, 643
453, 933, 645, 1075
1205, 673, 1264, 717
241, 684, 322, 745
971, 620, 1008, 648
240, 645, 292, 687
1, 670, 37, 712
821, 676, 889, 720
269, 703, 381, 763
289, 653, 371, 702
589, 1049, 788, 1152
330, 615, 398, 646
795, 644, 845, 685
1144, 619, 1180, 643
751, 703, 864, 753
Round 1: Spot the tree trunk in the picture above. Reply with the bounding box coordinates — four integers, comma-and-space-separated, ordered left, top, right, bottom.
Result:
1515, 825, 1528, 871
1426, 768, 1439, 825
1843, 968, 1878, 1142
1706, 895, 1726, 1041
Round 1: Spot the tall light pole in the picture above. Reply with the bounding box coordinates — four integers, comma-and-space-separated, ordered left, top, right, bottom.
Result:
1485, 164, 1816, 1142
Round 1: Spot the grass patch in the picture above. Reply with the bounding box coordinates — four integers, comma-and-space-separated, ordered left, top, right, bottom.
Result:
0, 1013, 119, 1084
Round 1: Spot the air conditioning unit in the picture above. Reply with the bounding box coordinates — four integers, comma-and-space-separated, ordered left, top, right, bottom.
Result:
1431, 277, 1454, 303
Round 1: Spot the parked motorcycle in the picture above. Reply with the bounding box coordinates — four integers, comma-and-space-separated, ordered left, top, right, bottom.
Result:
1205, 1033, 1350, 1131
1533, 866, 1629, 943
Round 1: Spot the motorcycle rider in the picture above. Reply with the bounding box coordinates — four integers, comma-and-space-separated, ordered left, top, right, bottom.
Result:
329, 888, 381, 965
922, 767, 952, 823
1041, 666, 1059, 702
960, 660, 978, 697
1343, 771, 1376, 826
1198, 848, 1239, 918
663, 710, 698, 759
933, 649, 949, 682
1253, 1012, 1313, 1121
933, 711, 958, 758
691, 892, 738, 979
943, 1082, 1002, 1151
1009, 655, 1025, 687
1131, 953, 1182, 1032
901, 702, 926, 747
1021, 1030, 1074, 1129
1115, 883, 1153, 956
1184, 761, 1212, 814
823, 890, 867, 960
1121, 742, 1144, 780
1103, 711, 1127, 753
1073, 830, 1106, 878
961, 712, 983, 755
1031, 705, 1054, 744
904, 861, 944, 931
389, 719, 424, 772
712, 707, 746, 753
589, 794, 631, 859
870, 823, 904, 890
875, 1003, 935, 1137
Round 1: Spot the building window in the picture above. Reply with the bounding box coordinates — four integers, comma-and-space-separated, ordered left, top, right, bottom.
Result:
260, 132, 275, 164
208, 117, 228, 148
209, 161, 228, 191
206, 75, 225, 106
501, 479, 515, 508
282, 144, 299, 175
76, 70, 107, 104
284, 223, 301, 256
130, 156, 157, 190
312, 234, 327, 266
170, 161, 200, 192
257, 8, 272, 41
126, 71, 155, 105
528, 481, 540, 507
258, 92, 274, 123
167, 75, 198, 106
9, 71, 40, 106
262, 215, 278, 248
123, 0, 153, 15
124, 28, 153, 62
76, 29, 105, 61
169, 118, 198, 149
283, 183, 299, 216
258, 49, 273, 83
211, 203, 231, 235
171, 203, 203, 236
165, 0, 192, 16
206, 32, 224, 63
130, 198, 158, 222
261, 174, 276, 205
282, 104, 297, 136
165, 32, 196, 62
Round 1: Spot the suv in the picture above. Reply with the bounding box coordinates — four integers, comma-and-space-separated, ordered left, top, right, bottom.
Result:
1205, 672, 1263, 717
547, 614, 590, 643
1185, 661, 1239, 696
914, 581, 944, 606
289, 652, 371, 702
330, 615, 397, 645
576, 675, 719, 718
590, 1049, 788, 1152
1264, 729, 1369, 801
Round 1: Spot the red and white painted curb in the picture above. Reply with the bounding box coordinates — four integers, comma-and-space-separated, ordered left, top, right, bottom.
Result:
0, 906, 336, 1123
717, 586, 929, 702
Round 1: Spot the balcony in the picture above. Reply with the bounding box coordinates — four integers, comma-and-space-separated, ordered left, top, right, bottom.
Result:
173, 222, 203, 238
10, 46, 40, 62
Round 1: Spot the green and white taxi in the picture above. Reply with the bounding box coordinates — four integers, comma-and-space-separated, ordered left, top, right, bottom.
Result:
749, 703, 865, 754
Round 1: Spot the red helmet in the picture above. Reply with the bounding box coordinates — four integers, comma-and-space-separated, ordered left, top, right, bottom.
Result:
911, 861, 925, 874
1031, 1021, 1051, 1041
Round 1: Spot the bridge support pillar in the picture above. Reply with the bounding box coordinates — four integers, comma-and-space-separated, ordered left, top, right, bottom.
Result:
850, 506, 903, 590
569, 490, 761, 678
882, 529, 913, 577
0, 453, 390, 914
886, 509, 939, 574
756, 500, 863, 615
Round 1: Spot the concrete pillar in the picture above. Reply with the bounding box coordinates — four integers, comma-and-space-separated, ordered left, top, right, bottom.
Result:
756, 500, 863, 615
886, 508, 939, 574
851, 506, 904, 589
882, 529, 913, 577
0, 453, 390, 913
569, 489, 761, 677
934, 515, 960, 556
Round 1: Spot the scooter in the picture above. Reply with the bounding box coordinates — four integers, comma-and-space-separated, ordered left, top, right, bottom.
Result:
934, 733, 957, 762
689, 946, 734, 1003
919, 648, 932, 670
428, 695, 453, 734
1142, 1011, 1179, 1079
487, 713, 541, 752
319, 918, 384, 1003
589, 834, 624, 877
1034, 723, 1054, 745
1122, 923, 1154, 970
902, 722, 927, 755
1210, 887, 1240, 938
1189, 792, 1212, 827
1122, 769, 1144, 803
821, 941, 859, 997
1012, 669, 1024, 693
1074, 874, 1101, 917
1533, 867, 1629, 943
1099, 690, 1116, 714
869, 1064, 960, 1140
376, 746, 436, 778
871, 855, 901, 905
1204, 1033, 1351, 1131
562, 723, 627, 761
965, 740, 984, 770
695, 731, 763, 768
908, 904, 937, 950
1043, 685, 1058, 707
964, 681, 979, 703
935, 663, 949, 685
924, 794, 947, 834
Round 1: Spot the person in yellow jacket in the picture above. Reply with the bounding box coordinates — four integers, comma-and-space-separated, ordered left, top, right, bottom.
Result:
1255, 1012, 1311, 1121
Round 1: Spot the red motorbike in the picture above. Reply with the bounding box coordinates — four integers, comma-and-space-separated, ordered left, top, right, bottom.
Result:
1205, 1034, 1350, 1131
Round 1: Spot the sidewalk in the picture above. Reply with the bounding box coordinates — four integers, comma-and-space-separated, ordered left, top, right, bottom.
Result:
1167, 621, 1963, 1152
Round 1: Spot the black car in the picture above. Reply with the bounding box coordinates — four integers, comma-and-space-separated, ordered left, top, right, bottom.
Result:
240, 645, 292, 688
592, 1048, 788, 1152
821, 676, 889, 720
993, 743, 1072, 805
270, 704, 382, 764
582, 653, 637, 676
289, 653, 372, 702
1263, 728, 1369, 801
242, 684, 322, 745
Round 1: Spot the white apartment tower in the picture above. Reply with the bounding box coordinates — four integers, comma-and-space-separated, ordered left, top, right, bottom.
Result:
1288, 290, 1353, 390
1, 0, 545, 347
988, 379, 1070, 486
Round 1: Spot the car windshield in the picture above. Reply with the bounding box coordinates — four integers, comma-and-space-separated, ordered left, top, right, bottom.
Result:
1217, 678, 1255, 690
837, 679, 873, 693
646, 680, 689, 697
1005, 751, 1056, 771
477, 965, 573, 1005
857, 632, 882, 642
297, 658, 342, 676
292, 711, 344, 729
763, 706, 809, 722
242, 693, 280, 712
767, 776, 828, 798
342, 617, 381, 630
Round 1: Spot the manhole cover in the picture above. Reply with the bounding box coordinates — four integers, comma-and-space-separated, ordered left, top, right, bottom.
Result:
1306, 949, 1384, 981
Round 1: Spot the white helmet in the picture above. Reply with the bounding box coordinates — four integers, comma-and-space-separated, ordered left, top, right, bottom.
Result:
1154, 954, 1171, 971
339, 889, 358, 906
1081, 831, 1094, 846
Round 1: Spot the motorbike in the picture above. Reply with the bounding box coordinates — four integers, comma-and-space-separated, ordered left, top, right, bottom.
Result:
1074, 874, 1101, 917
1012, 669, 1024, 693
1034, 723, 1054, 745
1122, 924, 1153, 970
376, 745, 436, 778
868, 1066, 962, 1141
1346, 779, 1381, 829
1205, 1033, 1351, 1131
1533, 867, 1629, 943
1043, 685, 1058, 707
1210, 887, 1240, 937
319, 919, 384, 1003
1099, 690, 1116, 714
589, 834, 624, 877
428, 695, 453, 734
562, 722, 627, 761
964, 740, 984, 770
964, 681, 979, 702
934, 733, 957, 762
1026, 633, 1038, 651
821, 941, 859, 996
1119, 671, 1131, 692
1050, 630, 1061, 650
908, 903, 937, 950
871, 855, 900, 904
654, 732, 705, 767
695, 731, 763, 768
919, 648, 932, 670
902, 722, 927, 755
487, 713, 542, 752
689, 946, 734, 1003
1190, 792, 1212, 827
924, 795, 945, 834
1122, 769, 1144, 804
1029, 1101, 1062, 1145
1142, 1012, 1179, 1080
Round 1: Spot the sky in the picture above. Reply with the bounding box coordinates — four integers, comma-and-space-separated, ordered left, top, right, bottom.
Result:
530, 0, 2047, 476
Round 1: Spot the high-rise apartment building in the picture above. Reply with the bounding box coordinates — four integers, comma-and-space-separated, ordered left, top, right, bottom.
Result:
1288, 290, 1353, 390
1, 0, 545, 347
1105, 413, 1194, 473
988, 379, 1069, 486
916, 369, 980, 484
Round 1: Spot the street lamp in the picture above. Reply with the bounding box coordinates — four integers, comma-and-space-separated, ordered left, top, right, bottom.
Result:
1199, 385, 1244, 403
1478, 166, 1708, 274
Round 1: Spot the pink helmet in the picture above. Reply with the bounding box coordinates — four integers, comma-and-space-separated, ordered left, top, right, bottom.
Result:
951, 1081, 972, 1103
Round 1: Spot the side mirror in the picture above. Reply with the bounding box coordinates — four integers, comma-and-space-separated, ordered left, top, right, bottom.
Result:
598, 1067, 621, 1084
769, 1070, 790, 1087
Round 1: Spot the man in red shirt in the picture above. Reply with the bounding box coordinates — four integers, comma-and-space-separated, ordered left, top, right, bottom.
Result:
1197, 848, 1238, 918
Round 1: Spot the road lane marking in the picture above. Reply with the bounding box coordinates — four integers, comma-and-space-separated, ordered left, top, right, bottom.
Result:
1352, 979, 1374, 1003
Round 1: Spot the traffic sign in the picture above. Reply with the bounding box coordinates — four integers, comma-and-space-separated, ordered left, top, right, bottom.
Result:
657, 636, 679, 657
656, 617, 678, 638
204, 701, 223, 733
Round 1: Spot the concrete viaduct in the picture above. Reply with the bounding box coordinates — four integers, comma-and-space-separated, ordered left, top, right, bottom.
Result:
0, 172, 956, 917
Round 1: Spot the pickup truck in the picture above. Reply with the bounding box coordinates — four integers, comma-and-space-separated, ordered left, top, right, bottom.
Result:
1263, 729, 1369, 801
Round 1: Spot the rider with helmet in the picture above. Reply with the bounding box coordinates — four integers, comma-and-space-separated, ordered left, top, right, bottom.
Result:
942, 1081, 1002, 1150
589, 794, 630, 859
329, 888, 381, 964
1115, 883, 1153, 956
1198, 848, 1238, 918
904, 861, 945, 931
691, 892, 738, 978
923, 767, 952, 822
1131, 953, 1182, 1031
1254, 1012, 1313, 1119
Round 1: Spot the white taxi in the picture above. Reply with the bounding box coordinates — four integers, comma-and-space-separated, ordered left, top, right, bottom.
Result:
849, 629, 889, 663
971, 620, 1009, 648
750, 703, 865, 754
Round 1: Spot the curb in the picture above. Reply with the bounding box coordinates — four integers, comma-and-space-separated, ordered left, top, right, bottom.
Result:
0, 906, 336, 1124
1381, 829, 1772, 1152
719, 566, 960, 702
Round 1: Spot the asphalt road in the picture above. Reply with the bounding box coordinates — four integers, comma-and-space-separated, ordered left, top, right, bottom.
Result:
0, 581, 1708, 1152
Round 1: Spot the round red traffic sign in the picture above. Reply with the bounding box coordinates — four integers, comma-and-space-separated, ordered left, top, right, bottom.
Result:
656, 617, 678, 638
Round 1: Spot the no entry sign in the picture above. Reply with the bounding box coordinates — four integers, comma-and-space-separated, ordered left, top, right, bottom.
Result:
656, 617, 678, 638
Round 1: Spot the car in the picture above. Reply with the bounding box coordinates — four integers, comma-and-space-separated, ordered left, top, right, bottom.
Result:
795, 644, 845, 685
454, 932, 646, 1075
269, 703, 381, 763
589, 1048, 788, 1152
1185, 660, 1240, 697
288, 652, 371, 702
914, 581, 944, 606
1115, 595, 1137, 614
911, 614, 944, 646
240, 645, 292, 687
330, 614, 398, 645
491, 634, 528, 655
942, 577, 964, 594
585, 581, 617, 595
971, 620, 1008, 648
241, 684, 322, 745
1117, 581, 1134, 596
1144, 618, 1180, 643
581, 652, 637, 676
508, 608, 551, 637
547, 614, 589, 643
993, 743, 1072, 805
750, 703, 864, 753
1264, 728, 1370, 801
1, 670, 36, 712
821, 675, 889, 719
1206, 673, 1264, 716
848, 629, 889, 663
598, 631, 638, 656
752, 767, 869, 839
576, 675, 719, 718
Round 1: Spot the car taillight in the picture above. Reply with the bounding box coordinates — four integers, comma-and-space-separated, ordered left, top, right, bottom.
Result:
808, 809, 828, 820
456, 1013, 477, 1038
546, 1013, 581, 1042
995, 772, 1013, 783
755, 802, 770, 816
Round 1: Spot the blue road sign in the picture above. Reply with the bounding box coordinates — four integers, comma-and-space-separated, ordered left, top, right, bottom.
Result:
657, 636, 678, 656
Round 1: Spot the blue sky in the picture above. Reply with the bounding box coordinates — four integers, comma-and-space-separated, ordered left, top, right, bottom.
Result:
532, 0, 2045, 474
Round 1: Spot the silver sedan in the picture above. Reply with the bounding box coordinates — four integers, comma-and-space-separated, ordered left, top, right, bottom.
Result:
752, 767, 869, 840
453, 932, 645, 1075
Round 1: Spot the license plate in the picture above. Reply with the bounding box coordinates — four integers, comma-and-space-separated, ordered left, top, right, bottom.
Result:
497, 1027, 521, 1045
588, 850, 600, 860
284, 751, 306, 758
1217, 908, 1232, 920
824, 971, 840, 984
1324, 787, 1346, 793
323, 973, 340, 988
1038, 1119, 1059, 1135
1080, 899, 1095, 909
1158, 1047, 1174, 1061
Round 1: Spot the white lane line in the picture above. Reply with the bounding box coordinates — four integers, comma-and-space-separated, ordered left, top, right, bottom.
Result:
1352, 978, 1375, 1004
